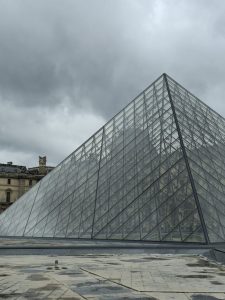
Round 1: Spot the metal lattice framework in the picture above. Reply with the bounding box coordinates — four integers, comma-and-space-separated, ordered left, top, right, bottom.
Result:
0, 73, 225, 244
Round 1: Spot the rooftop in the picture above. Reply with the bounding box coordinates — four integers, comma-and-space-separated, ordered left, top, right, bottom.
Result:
0, 157, 54, 176
0, 163, 27, 174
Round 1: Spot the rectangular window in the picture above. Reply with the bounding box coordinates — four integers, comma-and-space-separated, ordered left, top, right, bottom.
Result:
7, 179, 11, 184
6, 191, 11, 203
29, 179, 32, 187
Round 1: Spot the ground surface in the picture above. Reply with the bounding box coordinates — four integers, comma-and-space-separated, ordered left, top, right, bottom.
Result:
0, 254, 224, 299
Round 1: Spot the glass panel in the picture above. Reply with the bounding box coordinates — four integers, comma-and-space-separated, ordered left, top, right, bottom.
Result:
0, 74, 209, 244
169, 75, 225, 242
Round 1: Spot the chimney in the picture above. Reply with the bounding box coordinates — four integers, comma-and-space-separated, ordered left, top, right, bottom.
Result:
39, 156, 46, 175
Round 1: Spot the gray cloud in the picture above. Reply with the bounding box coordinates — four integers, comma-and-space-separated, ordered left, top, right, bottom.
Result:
0, 0, 225, 166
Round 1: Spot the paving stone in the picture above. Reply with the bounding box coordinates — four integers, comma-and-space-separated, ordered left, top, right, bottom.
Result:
0, 254, 224, 299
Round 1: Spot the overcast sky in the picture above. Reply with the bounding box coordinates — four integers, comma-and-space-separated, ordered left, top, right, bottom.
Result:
0, 0, 225, 167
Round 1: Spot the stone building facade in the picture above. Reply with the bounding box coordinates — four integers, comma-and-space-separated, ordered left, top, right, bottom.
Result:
0, 156, 54, 213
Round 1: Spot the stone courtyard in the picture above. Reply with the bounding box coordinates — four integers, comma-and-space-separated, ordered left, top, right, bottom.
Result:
0, 253, 225, 299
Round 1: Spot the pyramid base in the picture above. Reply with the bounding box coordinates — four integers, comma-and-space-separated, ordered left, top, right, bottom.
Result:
0, 236, 223, 257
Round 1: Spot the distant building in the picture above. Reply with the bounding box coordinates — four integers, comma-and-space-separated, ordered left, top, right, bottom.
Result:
0, 156, 54, 213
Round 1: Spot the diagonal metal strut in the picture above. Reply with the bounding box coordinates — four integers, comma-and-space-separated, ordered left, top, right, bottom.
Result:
163, 73, 210, 244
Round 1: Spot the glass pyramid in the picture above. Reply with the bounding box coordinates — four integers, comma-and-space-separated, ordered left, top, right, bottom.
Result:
0, 73, 225, 244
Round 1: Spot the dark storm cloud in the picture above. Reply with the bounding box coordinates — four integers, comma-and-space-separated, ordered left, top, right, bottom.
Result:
0, 0, 225, 166
0, 0, 159, 116
1, 0, 224, 115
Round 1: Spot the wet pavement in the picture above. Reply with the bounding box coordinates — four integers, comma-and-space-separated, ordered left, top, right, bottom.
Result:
0, 254, 224, 299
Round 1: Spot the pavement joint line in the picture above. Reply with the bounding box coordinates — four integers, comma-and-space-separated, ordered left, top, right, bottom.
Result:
41, 280, 60, 298
47, 271, 87, 300
80, 267, 140, 293
80, 267, 225, 294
